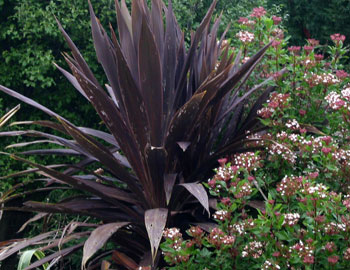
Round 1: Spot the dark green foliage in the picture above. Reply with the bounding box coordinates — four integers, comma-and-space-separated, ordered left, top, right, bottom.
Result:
172, 0, 266, 39
267, 0, 350, 46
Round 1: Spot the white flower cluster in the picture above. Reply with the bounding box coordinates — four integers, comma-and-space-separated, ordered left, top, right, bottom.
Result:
213, 210, 229, 221
334, 149, 350, 166
241, 20, 256, 26
326, 86, 350, 111
290, 240, 314, 255
221, 235, 235, 245
268, 143, 297, 164
282, 213, 300, 226
341, 86, 350, 100
285, 119, 300, 130
276, 131, 288, 140
216, 165, 234, 180
261, 260, 281, 270
242, 241, 264, 258
233, 152, 260, 170
236, 31, 255, 43
163, 228, 181, 240
324, 222, 346, 234
308, 72, 340, 86
229, 223, 246, 236
257, 107, 274, 118
325, 91, 345, 110
343, 247, 350, 260
302, 183, 328, 198
271, 28, 284, 38
245, 132, 265, 147
241, 183, 252, 193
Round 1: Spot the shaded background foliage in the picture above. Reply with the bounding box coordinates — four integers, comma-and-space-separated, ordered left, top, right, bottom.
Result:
266, 0, 350, 46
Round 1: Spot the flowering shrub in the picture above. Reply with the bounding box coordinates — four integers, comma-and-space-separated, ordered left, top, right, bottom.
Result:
161, 6, 350, 270
161, 161, 350, 269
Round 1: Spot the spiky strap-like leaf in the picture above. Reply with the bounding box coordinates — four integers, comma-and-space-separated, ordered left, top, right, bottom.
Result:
82, 222, 129, 269
144, 208, 168, 263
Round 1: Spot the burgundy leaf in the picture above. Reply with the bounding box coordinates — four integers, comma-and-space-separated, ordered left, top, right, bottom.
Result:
19, 149, 81, 156
144, 146, 167, 207
89, 1, 124, 115
111, 28, 150, 154
5, 153, 140, 218
116, 0, 138, 82
82, 222, 129, 269
166, 91, 206, 147
5, 140, 62, 149
56, 17, 101, 88
10, 120, 68, 134
144, 208, 168, 262
216, 41, 272, 103
0, 164, 67, 180
58, 118, 133, 184
0, 130, 91, 157
180, 183, 209, 215
176, 141, 191, 152
53, 63, 89, 100
164, 174, 177, 205
131, 0, 142, 56
150, 0, 164, 61
17, 213, 48, 233
0, 231, 55, 261
0, 85, 69, 122
163, 0, 177, 123
173, 0, 217, 111
63, 55, 147, 202
112, 250, 138, 270
138, 15, 163, 146
247, 200, 266, 211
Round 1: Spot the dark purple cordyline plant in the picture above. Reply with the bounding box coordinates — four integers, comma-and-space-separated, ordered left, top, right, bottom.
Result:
0, 0, 273, 268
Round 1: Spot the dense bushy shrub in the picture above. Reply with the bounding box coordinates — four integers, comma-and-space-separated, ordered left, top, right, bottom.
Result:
161, 7, 350, 270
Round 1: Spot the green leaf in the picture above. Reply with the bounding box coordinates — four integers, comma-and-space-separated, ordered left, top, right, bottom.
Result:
17, 249, 48, 270
275, 231, 290, 241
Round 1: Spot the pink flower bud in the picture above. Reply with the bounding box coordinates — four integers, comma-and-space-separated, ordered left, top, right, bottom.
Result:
299, 109, 306, 116
247, 176, 255, 182
221, 197, 231, 206
208, 179, 216, 188
328, 255, 339, 265
308, 172, 319, 179
272, 15, 282, 25
218, 158, 228, 167
321, 136, 332, 145
321, 147, 332, 155
314, 54, 324, 61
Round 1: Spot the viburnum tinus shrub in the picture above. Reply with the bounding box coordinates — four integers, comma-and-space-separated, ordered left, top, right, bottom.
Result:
161, 6, 350, 270
161, 161, 350, 270
0, 0, 274, 269
252, 31, 350, 192
225, 6, 350, 190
